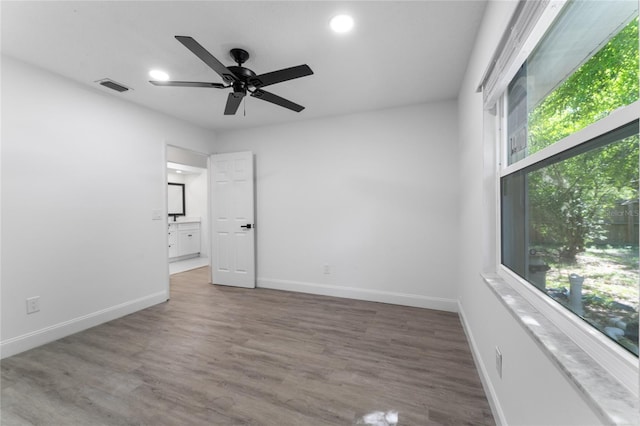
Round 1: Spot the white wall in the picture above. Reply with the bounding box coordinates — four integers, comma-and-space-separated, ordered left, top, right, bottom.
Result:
183, 170, 208, 259
215, 102, 459, 311
1, 56, 216, 357
457, 2, 604, 425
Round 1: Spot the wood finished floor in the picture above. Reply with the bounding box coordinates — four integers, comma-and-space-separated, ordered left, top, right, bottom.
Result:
1, 267, 494, 425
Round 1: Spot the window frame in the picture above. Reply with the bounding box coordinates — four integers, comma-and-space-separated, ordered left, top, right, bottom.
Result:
493, 1, 640, 395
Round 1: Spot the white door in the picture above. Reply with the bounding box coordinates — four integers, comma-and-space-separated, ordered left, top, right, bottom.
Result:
210, 151, 255, 288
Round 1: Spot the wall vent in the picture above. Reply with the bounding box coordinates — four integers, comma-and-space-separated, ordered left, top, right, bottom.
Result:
95, 78, 131, 93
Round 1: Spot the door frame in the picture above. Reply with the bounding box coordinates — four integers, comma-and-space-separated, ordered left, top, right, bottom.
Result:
163, 143, 212, 298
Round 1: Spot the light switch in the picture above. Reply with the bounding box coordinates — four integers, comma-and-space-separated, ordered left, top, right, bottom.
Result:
152, 209, 163, 220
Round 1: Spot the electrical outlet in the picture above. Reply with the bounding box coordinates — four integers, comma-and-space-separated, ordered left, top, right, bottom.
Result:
26, 296, 40, 314
495, 346, 503, 378
323, 264, 330, 274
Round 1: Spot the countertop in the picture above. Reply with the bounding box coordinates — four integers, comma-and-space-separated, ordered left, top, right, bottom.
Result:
168, 217, 200, 224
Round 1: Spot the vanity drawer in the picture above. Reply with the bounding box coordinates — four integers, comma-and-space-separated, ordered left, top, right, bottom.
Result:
178, 230, 200, 255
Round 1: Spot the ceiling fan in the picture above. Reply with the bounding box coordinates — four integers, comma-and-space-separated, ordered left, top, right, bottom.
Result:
150, 36, 314, 115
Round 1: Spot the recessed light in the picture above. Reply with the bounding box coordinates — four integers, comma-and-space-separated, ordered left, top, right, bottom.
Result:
175, 170, 183, 174
149, 69, 170, 81
330, 14, 354, 33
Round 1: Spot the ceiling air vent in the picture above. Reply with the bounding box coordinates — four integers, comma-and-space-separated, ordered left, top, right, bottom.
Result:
96, 78, 131, 93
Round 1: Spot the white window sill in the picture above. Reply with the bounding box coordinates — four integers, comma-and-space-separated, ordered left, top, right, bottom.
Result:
482, 273, 639, 425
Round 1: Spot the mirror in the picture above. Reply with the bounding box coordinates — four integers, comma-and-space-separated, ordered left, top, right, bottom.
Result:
168, 183, 185, 217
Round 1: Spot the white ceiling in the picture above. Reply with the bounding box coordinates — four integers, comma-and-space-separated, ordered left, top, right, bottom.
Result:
1, 1, 487, 132
167, 162, 205, 175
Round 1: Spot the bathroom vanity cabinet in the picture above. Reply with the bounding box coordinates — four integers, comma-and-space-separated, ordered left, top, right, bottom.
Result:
168, 221, 200, 261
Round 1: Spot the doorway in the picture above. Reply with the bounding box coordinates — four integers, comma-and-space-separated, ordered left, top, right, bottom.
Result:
165, 145, 210, 277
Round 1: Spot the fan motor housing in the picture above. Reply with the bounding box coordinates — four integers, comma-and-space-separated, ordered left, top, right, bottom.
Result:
227, 65, 256, 82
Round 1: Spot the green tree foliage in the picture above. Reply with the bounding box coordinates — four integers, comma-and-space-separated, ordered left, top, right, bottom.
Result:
527, 18, 639, 263
529, 137, 638, 262
529, 18, 639, 152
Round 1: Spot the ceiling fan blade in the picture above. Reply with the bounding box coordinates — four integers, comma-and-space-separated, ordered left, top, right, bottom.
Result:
149, 81, 227, 88
175, 36, 237, 83
251, 89, 305, 112
249, 65, 313, 88
224, 92, 245, 115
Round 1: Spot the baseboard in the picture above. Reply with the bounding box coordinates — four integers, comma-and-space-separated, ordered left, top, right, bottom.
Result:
0, 291, 168, 359
257, 277, 458, 312
169, 253, 200, 263
458, 300, 507, 425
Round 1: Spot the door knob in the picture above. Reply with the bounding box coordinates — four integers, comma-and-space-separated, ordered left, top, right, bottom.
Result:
240, 224, 252, 229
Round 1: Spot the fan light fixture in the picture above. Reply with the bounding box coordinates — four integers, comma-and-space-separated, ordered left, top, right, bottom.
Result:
149, 69, 170, 81
330, 14, 354, 33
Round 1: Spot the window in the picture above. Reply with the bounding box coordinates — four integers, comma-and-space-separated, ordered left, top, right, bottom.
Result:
506, 1, 638, 165
500, 0, 639, 360
502, 123, 639, 354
